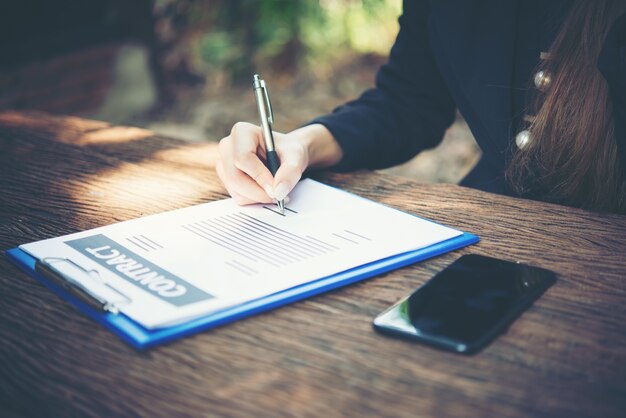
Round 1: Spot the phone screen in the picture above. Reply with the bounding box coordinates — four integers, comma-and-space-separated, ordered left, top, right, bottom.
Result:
373, 254, 556, 353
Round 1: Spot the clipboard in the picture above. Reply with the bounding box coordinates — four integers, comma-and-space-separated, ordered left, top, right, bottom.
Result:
5, 231, 478, 350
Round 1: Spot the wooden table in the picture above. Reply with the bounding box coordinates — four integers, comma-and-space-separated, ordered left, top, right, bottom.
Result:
1, 111, 625, 418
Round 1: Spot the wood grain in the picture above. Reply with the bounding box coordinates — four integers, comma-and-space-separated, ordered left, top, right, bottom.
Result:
1, 111, 625, 418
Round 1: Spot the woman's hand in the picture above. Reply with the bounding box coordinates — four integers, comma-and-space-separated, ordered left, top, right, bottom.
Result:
216, 123, 342, 205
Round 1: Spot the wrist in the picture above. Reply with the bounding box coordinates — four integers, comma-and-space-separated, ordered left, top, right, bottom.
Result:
292, 124, 343, 169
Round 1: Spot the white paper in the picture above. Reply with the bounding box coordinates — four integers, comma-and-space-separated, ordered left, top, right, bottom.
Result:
20, 179, 462, 329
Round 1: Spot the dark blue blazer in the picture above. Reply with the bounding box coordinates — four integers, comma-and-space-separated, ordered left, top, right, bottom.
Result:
311, 0, 626, 196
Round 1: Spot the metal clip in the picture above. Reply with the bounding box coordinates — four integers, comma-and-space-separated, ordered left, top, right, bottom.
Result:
35, 257, 131, 314
259, 79, 274, 125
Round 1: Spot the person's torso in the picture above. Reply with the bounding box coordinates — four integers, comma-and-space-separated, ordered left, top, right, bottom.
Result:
426, 0, 572, 194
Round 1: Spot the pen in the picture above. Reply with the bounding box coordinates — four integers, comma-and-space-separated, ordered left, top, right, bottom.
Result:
252, 74, 284, 214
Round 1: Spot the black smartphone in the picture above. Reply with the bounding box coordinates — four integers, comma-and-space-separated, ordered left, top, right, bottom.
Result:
373, 254, 557, 354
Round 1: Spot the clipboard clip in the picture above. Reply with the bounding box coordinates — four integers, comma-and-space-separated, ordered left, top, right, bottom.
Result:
35, 257, 132, 314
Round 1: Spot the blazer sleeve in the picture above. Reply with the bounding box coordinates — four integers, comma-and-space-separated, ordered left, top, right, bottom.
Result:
308, 0, 456, 171
599, 12, 626, 173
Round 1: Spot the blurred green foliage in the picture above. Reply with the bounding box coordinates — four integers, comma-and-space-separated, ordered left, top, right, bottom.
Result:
154, 0, 401, 84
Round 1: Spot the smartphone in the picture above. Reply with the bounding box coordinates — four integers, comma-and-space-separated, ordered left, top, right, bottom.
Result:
373, 254, 557, 354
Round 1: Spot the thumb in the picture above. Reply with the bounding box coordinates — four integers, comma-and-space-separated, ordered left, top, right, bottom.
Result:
272, 162, 303, 201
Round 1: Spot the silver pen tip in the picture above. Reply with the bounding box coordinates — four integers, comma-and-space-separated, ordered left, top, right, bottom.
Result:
277, 200, 285, 215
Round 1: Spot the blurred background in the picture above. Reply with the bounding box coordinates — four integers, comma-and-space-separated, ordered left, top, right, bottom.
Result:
0, 0, 479, 183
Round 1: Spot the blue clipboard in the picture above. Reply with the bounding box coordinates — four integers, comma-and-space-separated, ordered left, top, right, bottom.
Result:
5, 231, 477, 350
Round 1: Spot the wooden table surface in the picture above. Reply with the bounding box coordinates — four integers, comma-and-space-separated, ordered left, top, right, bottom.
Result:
1, 111, 625, 418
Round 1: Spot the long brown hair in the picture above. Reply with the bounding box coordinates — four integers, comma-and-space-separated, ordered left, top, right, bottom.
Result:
506, 0, 626, 213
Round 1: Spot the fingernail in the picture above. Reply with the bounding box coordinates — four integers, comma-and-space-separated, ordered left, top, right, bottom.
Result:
263, 184, 274, 199
273, 183, 289, 201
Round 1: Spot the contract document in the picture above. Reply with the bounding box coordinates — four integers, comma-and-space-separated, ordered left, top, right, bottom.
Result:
20, 179, 463, 329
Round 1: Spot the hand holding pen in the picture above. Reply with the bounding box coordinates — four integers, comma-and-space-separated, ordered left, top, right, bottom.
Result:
216, 78, 344, 207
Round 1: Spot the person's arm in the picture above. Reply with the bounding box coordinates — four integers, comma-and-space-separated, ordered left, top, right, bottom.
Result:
599, 12, 626, 171
217, 0, 456, 204
309, 0, 456, 171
